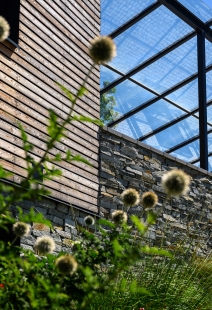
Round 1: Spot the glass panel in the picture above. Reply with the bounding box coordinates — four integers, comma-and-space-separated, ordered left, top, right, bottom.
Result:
166, 79, 199, 111
113, 100, 186, 138
108, 5, 193, 74
170, 140, 199, 162
100, 66, 121, 89
208, 132, 212, 153
193, 109, 212, 129
132, 37, 197, 94
194, 161, 200, 168
205, 39, 212, 67
206, 70, 212, 101
206, 105, 212, 124
208, 156, 212, 171
142, 116, 199, 151
177, 0, 212, 22
112, 119, 137, 139
101, 79, 155, 122
101, 0, 156, 35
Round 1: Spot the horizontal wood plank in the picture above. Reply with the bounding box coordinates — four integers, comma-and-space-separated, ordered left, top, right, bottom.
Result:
0, 0, 100, 210
0, 48, 100, 119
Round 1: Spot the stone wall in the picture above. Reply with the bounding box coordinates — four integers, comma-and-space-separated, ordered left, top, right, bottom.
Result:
12, 126, 212, 255
10, 198, 96, 253
99, 127, 212, 255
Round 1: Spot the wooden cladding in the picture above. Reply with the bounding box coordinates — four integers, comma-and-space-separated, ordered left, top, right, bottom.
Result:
0, 0, 100, 213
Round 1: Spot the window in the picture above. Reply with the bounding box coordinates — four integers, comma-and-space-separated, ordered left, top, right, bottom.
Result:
0, 0, 20, 45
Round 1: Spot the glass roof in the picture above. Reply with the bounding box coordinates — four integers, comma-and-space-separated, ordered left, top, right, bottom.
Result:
132, 36, 197, 94
112, 99, 185, 137
177, 0, 212, 22
101, 0, 157, 35
108, 5, 193, 74
100, 0, 212, 171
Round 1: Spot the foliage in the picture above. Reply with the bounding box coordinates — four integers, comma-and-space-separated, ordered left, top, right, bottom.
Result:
100, 81, 120, 125
1, 26, 211, 310
0, 33, 168, 309
89, 246, 212, 310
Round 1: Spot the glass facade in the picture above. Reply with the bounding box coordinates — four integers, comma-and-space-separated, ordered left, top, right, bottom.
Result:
100, 0, 212, 170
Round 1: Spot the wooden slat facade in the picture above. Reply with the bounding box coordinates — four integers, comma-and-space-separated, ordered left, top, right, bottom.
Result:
0, 0, 100, 213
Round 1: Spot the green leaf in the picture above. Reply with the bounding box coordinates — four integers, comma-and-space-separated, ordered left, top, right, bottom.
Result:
97, 218, 115, 229
119, 278, 127, 292
16, 207, 52, 228
147, 211, 157, 225
71, 154, 92, 166
141, 245, 173, 258
71, 115, 103, 127
18, 123, 28, 143
53, 154, 62, 162
112, 239, 124, 257
78, 86, 88, 97
131, 215, 146, 234
66, 149, 72, 161
56, 82, 75, 102
0, 165, 13, 179
129, 279, 137, 293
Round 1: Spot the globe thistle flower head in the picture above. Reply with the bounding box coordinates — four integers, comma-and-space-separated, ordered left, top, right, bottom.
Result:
0, 16, 10, 42
112, 210, 127, 225
34, 236, 55, 255
84, 215, 95, 226
162, 169, 191, 197
141, 191, 158, 209
121, 188, 140, 207
88, 36, 116, 64
56, 255, 78, 276
12, 222, 30, 237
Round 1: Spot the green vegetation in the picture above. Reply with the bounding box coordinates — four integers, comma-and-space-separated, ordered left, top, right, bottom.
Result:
90, 249, 212, 310
100, 81, 119, 125
1, 19, 212, 310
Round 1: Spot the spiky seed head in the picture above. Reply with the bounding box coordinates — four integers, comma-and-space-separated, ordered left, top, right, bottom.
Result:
56, 255, 78, 276
12, 222, 30, 237
34, 236, 55, 255
0, 16, 10, 42
84, 215, 95, 226
162, 169, 191, 197
121, 188, 140, 207
141, 191, 158, 209
88, 36, 116, 64
72, 240, 81, 251
112, 210, 127, 225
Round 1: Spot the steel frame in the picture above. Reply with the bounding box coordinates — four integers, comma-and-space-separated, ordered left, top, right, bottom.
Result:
101, 0, 212, 170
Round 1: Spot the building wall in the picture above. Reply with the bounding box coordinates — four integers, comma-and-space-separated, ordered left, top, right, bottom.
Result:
99, 127, 212, 255
0, 0, 100, 213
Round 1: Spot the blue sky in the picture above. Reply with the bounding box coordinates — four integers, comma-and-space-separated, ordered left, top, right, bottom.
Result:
204, 0, 212, 8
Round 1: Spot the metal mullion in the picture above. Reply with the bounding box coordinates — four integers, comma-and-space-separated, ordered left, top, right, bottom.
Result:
166, 128, 212, 155
105, 64, 196, 115
104, 64, 160, 97
191, 152, 212, 165
206, 19, 212, 27
139, 110, 198, 142
159, 0, 212, 43
197, 30, 208, 170
107, 63, 212, 128
101, 31, 196, 95
139, 99, 212, 142
108, 2, 161, 39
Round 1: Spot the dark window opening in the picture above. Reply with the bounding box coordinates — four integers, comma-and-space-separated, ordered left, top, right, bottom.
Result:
0, 0, 20, 45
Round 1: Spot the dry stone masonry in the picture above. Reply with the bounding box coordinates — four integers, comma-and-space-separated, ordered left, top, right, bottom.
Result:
99, 127, 212, 255
11, 127, 212, 255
